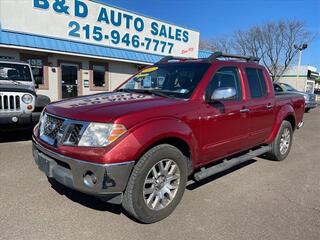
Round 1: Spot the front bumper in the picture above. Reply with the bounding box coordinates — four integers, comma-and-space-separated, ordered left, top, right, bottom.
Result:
0, 112, 40, 125
32, 138, 134, 204
305, 101, 317, 109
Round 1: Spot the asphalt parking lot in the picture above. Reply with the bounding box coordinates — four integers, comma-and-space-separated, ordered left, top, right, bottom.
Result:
1, 109, 320, 240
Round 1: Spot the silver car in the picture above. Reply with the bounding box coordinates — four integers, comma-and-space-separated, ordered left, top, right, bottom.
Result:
273, 82, 317, 113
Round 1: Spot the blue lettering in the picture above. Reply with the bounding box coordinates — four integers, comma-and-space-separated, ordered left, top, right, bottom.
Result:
34, 0, 49, 9
167, 26, 175, 40
159, 25, 167, 38
134, 17, 144, 32
75, 0, 88, 18
151, 22, 159, 36
176, 29, 182, 41
110, 10, 121, 27
123, 14, 133, 29
97, 8, 109, 24
183, 31, 189, 42
53, 0, 70, 15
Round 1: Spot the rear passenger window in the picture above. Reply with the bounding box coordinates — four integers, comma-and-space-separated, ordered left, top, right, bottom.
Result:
206, 67, 242, 101
246, 68, 267, 98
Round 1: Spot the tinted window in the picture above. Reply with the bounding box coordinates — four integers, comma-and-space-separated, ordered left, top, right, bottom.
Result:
93, 64, 106, 87
0, 63, 32, 82
273, 83, 283, 92
206, 67, 242, 101
27, 58, 44, 87
257, 69, 267, 95
246, 68, 267, 98
121, 63, 210, 99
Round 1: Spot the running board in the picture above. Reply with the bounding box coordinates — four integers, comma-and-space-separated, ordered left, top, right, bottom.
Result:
194, 146, 271, 181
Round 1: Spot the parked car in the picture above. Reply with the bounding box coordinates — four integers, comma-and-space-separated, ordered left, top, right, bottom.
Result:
273, 82, 317, 112
0, 60, 50, 128
32, 53, 305, 223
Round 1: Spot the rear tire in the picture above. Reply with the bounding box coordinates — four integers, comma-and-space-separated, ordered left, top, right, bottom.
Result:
122, 144, 188, 223
266, 120, 293, 161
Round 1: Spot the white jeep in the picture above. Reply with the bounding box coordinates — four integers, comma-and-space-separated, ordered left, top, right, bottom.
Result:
0, 60, 50, 127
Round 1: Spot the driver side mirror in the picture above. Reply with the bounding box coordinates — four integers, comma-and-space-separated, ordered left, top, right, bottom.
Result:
207, 87, 237, 102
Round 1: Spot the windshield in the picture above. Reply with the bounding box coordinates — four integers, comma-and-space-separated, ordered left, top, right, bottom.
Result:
0, 63, 32, 82
119, 63, 210, 99
279, 83, 297, 92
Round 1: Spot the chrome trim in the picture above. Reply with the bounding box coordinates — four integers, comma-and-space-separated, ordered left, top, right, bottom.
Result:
33, 138, 135, 196
39, 112, 90, 147
297, 121, 304, 129
240, 108, 250, 113
33, 136, 134, 168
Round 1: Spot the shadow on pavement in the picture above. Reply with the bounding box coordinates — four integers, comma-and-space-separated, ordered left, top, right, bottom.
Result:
48, 178, 123, 215
187, 159, 257, 190
0, 127, 33, 143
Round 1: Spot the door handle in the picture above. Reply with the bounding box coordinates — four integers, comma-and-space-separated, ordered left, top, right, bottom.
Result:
240, 108, 250, 113
266, 104, 274, 109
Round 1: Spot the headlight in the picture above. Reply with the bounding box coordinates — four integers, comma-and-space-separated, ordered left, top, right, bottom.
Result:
303, 95, 308, 101
39, 111, 47, 137
22, 94, 33, 104
78, 123, 127, 147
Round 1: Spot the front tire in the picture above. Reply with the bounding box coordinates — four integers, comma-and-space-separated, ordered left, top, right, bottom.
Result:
122, 144, 188, 223
266, 120, 293, 161
305, 108, 310, 113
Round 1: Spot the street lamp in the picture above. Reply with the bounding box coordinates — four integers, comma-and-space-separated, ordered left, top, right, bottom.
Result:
294, 43, 308, 89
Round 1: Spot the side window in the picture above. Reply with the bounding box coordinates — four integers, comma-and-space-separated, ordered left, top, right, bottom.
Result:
245, 68, 267, 98
273, 83, 283, 92
206, 67, 242, 101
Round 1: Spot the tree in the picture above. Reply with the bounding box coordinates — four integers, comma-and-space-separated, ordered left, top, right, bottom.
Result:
199, 36, 232, 53
199, 20, 312, 81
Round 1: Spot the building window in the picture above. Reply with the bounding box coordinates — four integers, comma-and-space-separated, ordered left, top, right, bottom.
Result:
28, 59, 44, 86
20, 54, 48, 90
90, 62, 109, 91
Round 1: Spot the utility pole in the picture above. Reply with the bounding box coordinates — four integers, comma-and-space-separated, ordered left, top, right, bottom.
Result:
294, 44, 308, 89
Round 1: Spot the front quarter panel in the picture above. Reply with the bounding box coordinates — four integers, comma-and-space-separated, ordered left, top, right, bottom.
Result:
102, 117, 198, 165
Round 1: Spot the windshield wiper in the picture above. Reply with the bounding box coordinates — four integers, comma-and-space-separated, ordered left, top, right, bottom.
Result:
10, 79, 22, 85
116, 88, 133, 93
117, 88, 174, 98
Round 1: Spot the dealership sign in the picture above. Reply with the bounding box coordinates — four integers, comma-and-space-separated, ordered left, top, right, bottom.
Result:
0, 0, 200, 58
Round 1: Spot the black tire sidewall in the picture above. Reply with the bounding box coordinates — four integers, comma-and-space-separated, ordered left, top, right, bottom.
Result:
127, 145, 188, 223
273, 121, 293, 161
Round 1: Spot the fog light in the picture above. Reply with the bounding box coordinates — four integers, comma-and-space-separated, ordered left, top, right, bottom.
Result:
83, 171, 97, 188
27, 105, 33, 110
12, 116, 18, 122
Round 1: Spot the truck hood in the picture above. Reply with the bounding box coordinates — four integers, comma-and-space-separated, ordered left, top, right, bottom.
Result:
46, 92, 179, 123
0, 81, 36, 95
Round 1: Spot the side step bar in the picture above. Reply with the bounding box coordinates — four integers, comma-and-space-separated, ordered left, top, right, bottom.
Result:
194, 146, 271, 181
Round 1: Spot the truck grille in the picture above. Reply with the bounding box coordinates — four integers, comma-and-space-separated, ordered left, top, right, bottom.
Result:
0, 94, 21, 111
42, 114, 65, 140
39, 113, 85, 146
309, 94, 316, 102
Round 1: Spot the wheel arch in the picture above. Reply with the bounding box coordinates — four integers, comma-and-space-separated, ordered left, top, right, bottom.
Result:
266, 104, 296, 143
137, 136, 194, 175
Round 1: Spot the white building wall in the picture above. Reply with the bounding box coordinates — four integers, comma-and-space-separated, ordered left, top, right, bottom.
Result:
0, 47, 138, 101
278, 65, 317, 93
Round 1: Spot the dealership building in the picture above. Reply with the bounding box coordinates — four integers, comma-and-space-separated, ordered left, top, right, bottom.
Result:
0, 0, 209, 101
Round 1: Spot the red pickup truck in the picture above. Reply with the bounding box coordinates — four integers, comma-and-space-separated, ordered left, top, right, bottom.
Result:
32, 53, 305, 223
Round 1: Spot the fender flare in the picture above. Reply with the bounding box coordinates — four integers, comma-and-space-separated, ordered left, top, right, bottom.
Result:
104, 117, 199, 167
267, 104, 296, 143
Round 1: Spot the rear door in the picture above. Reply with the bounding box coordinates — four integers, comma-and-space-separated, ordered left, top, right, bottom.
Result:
244, 68, 275, 147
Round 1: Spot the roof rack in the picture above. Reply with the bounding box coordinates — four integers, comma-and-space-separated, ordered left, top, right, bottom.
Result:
155, 56, 196, 64
155, 52, 260, 65
207, 52, 260, 62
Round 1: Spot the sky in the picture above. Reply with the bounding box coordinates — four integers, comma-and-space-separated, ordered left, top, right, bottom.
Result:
101, 0, 320, 69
